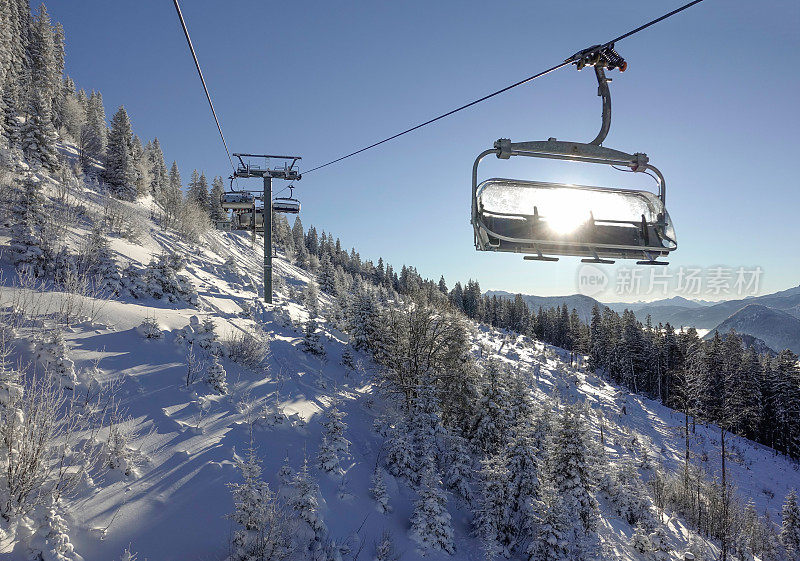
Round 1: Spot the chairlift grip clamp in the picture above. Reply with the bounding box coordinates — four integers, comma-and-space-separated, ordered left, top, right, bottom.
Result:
495, 138, 512, 159
568, 43, 627, 72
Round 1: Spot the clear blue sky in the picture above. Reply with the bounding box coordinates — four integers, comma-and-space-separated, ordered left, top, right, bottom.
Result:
47, 0, 799, 300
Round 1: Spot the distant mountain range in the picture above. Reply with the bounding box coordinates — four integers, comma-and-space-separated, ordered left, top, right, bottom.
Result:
704, 304, 800, 354
486, 284, 800, 354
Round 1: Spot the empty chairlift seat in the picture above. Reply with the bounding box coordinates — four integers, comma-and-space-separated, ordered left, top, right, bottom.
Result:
475, 178, 676, 260
235, 208, 264, 229
221, 192, 256, 210
272, 197, 300, 214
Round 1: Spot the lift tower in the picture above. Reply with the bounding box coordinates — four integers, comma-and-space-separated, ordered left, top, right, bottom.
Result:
232, 153, 301, 304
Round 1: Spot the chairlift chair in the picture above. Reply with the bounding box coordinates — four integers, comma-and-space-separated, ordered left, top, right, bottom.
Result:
220, 191, 255, 210
272, 185, 301, 214
471, 46, 676, 265
235, 208, 264, 230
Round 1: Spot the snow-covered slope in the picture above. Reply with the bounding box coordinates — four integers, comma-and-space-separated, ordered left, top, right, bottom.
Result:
2, 171, 799, 561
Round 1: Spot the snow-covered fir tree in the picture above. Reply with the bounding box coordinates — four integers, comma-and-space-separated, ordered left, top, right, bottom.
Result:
130, 134, 150, 198
34, 329, 77, 389
2, 86, 22, 148
369, 464, 391, 514
228, 443, 291, 561
384, 415, 415, 481
503, 426, 541, 548
782, 489, 800, 560
103, 105, 136, 199
278, 454, 293, 492
470, 359, 513, 455
288, 455, 327, 553
205, 354, 228, 395
473, 455, 511, 558
442, 432, 473, 502
28, 496, 76, 561
549, 404, 598, 534
609, 454, 655, 528
81, 90, 107, 166
348, 287, 381, 353
21, 89, 59, 171
146, 137, 169, 200
209, 175, 225, 220
374, 530, 400, 561
631, 521, 654, 555
28, 4, 60, 115
317, 400, 349, 474
648, 525, 672, 561
303, 280, 319, 317
340, 345, 355, 372
80, 223, 122, 294
9, 174, 50, 276
187, 169, 209, 213
528, 480, 571, 561
409, 383, 447, 478
318, 254, 337, 295
409, 466, 454, 554
302, 319, 325, 357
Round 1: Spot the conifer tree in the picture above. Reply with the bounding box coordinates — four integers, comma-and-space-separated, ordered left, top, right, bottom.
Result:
384, 416, 415, 481
503, 427, 540, 544
443, 433, 473, 502
278, 455, 293, 491
610, 454, 655, 528
317, 401, 349, 473
103, 106, 136, 199
470, 360, 513, 455
631, 522, 655, 555
9, 174, 50, 275
528, 480, 570, 561
187, 169, 209, 213
2, 87, 21, 148
161, 161, 182, 225
291, 217, 304, 250
21, 89, 59, 171
340, 345, 355, 372
374, 530, 399, 561
228, 443, 290, 561
303, 281, 319, 317
29, 4, 59, 115
147, 137, 168, 199
131, 135, 150, 198
51, 22, 66, 128
206, 354, 228, 395
288, 456, 327, 552
301, 319, 325, 357
369, 464, 391, 514
474, 455, 511, 558
782, 489, 800, 560
348, 287, 381, 353
318, 254, 337, 295
209, 175, 225, 220
549, 404, 598, 534
410, 383, 447, 478
409, 466, 454, 554
81, 91, 107, 166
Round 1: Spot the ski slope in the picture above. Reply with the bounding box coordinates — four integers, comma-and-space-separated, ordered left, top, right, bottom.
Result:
2, 178, 798, 561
